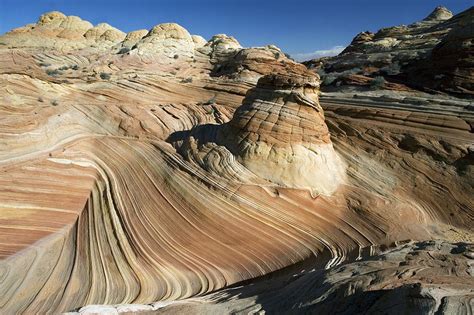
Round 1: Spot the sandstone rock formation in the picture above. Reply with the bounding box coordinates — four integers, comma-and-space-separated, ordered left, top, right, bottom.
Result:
0, 9, 472, 315
169, 73, 346, 196
424, 5, 454, 21
217, 74, 346, 195
96, 240, 474, 314
305, 6, 474, 96
421, 8, 474, 95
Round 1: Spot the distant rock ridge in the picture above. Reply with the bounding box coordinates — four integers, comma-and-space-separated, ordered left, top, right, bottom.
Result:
1, 11, 247, 57
304, 6, 473, 97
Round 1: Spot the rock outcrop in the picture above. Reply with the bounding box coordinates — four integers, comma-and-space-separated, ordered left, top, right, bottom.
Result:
424, 5, 454, 21
305, 6, 474, 96
421, 8, 474, 95
132, 23, 206, 58
217, 74, 346, 195
84, 23, 126, 42
147, 240, 474, 314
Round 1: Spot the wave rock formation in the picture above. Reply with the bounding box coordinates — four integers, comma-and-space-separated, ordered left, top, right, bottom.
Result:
0, 8, 473, 314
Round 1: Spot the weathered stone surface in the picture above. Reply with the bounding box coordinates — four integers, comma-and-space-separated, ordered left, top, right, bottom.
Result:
132, 23, 196, 58
217, 74, 346, 195
84, 23, 126, 41
1, 11, 124, 50
305, 6, 474, 96
0, 9, 472, 315
422, 8, 474, 95
424, 6, 454, 21
152, 241, 474, 314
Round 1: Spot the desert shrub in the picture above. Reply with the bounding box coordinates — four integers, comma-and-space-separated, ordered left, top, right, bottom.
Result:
100, 72, 111, 80
316, 68, 326, 77
322, 74, 338, 86
204, 96, 216, 105
173, 54, 179, 59
198, 96, 216, 105
71, 65, 79, 70
51, 100, 58, 106
284, 53, 294, 61
39, 62, 51, 67
343, 67, 362, 75
380, 62, 401, 75
118, 47, 130, 54
46, 69, 61, 76
181, 77, 193, 83
58, 65, 70, 71
370, 76, 386, 89
273, 51, 280, 59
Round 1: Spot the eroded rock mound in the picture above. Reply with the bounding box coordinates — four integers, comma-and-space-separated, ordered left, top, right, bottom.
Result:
133, 23, 198, 58
2, 11, 125, 50
424, 5, 454, 21
218, 74, 345, 195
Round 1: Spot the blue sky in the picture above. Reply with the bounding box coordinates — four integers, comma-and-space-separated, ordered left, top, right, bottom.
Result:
0, 0, 471, 60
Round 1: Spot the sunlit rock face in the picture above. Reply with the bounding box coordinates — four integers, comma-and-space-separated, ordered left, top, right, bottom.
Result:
219, 74, 346, 195
133, 23, 196, 58
423, 5, 454, 21
2, 11, 125, 50
304, 6, 474, 96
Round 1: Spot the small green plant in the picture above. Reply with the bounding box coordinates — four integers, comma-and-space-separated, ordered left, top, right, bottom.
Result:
381, 62, 401, 75
118, 47, 130, 54
316, 68, 326, 77
203, 96, 216, 105
322, 74, 338, 86
344, 67, 362, 75
46, 69, 60, 76
58, 65, 70, 71
284, 52, 294, 61
370, 76, 386, 89
100, 72, 111, 80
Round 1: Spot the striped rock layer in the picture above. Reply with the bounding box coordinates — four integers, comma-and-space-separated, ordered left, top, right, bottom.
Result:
0, 10, 473, 314
218, 74, 346, 195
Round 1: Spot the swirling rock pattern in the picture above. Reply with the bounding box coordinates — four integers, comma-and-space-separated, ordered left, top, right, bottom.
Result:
0, 10, 472, 314
220, 74, 346, 195
151, 240, 474, 314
